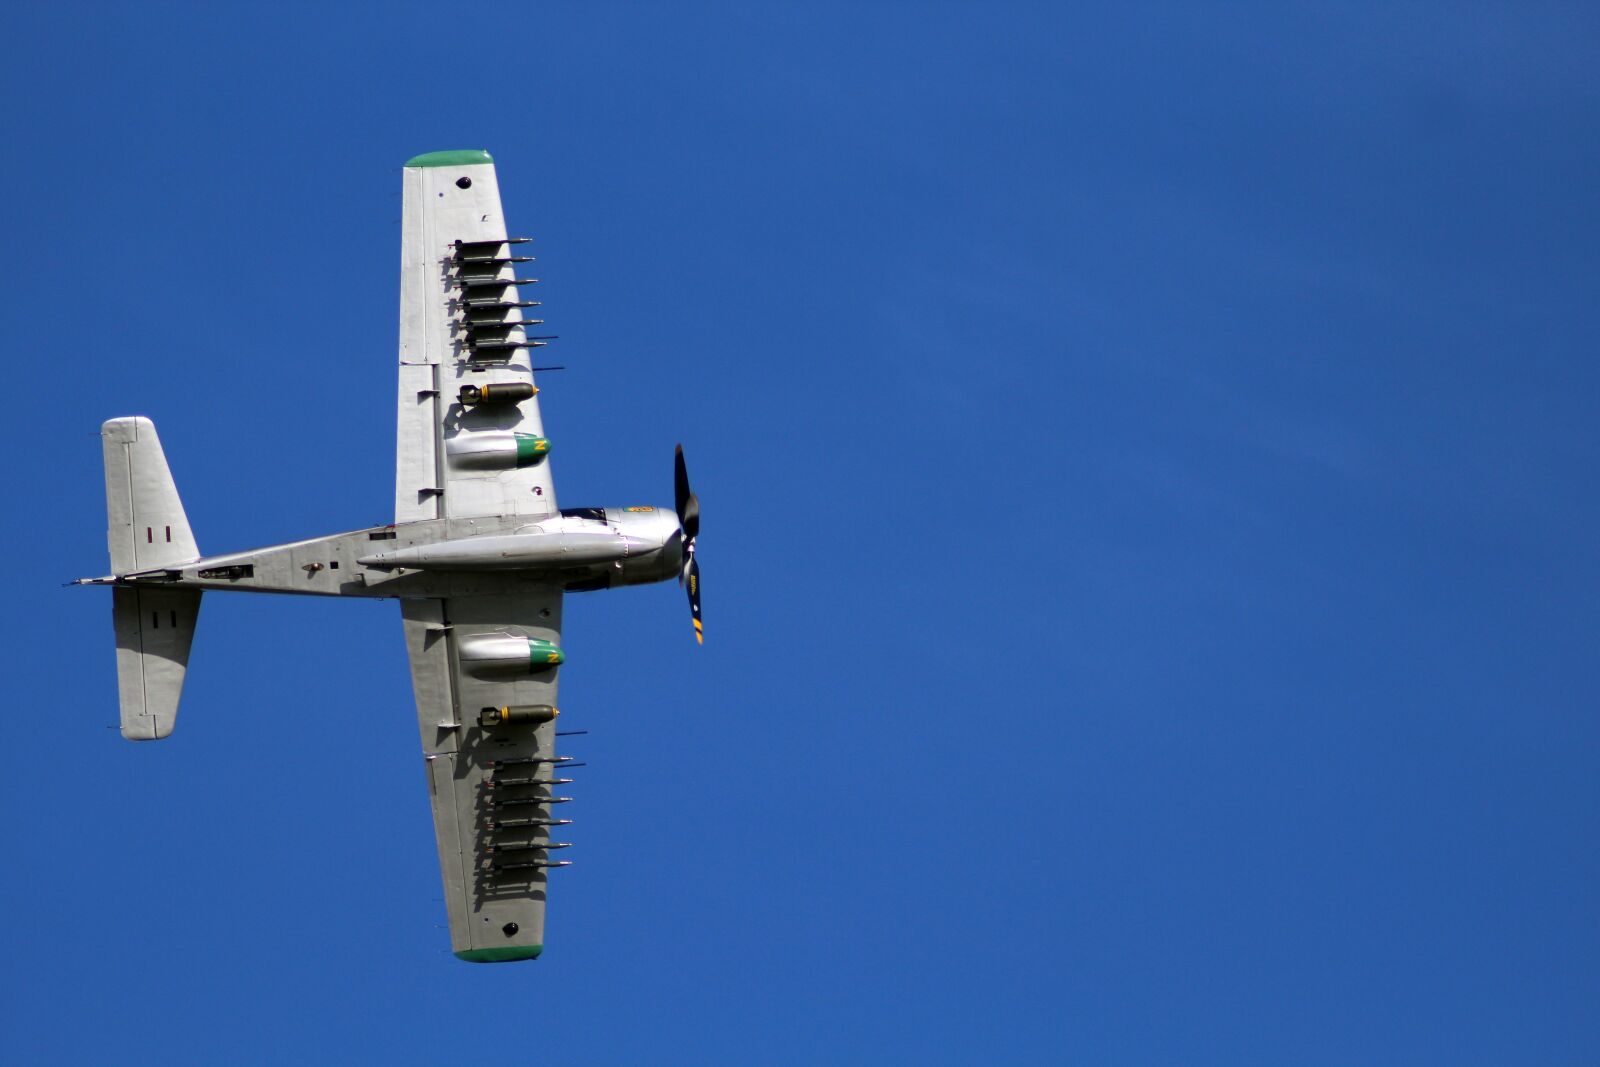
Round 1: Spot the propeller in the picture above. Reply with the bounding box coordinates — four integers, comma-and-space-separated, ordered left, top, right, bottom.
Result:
674, 444, 702, 644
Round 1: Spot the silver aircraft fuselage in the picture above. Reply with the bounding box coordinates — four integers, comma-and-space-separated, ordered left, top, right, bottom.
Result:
82, 506, 684, 600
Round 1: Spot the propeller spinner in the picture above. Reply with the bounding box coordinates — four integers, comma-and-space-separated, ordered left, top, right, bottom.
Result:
674, 445, 702, 644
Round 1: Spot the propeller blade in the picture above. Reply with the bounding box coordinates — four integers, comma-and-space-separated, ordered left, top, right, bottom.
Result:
681, 493, 700, 543
675, 445, 700, 542
674, 445, 690, 521
685, 552, 702, 644
675, 444, 702, 643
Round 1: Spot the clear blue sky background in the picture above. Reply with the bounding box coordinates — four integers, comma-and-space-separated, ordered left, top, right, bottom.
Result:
2, 4, 1597, 1063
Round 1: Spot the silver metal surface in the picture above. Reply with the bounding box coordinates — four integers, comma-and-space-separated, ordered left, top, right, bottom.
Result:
358, 530, 657, 570
458, 632, 557, 677
80, 151, 691, 963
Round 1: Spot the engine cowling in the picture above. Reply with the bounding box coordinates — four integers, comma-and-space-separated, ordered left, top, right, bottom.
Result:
559, 506, 684, 590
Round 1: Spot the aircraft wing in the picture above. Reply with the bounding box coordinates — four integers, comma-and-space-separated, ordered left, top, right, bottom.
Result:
396, 150, 557, 523
395, 152, 571, 962
402, 590, 569, 962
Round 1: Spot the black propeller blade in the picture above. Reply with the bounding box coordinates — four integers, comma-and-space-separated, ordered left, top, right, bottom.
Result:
674, 445, 702, 644
684, 553, 702, 645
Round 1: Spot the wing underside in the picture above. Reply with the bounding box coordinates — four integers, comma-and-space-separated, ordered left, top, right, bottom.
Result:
396, 151, 558, 524
396, 151, 572, 961
402, 589, 568, 961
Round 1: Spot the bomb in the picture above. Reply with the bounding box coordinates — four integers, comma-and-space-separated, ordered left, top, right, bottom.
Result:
479, 704, 559, 727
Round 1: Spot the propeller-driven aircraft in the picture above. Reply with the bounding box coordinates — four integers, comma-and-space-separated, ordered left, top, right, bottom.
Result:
75, 149, 701, 962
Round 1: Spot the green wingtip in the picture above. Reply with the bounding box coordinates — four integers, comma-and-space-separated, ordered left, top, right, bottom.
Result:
405, 149, 494, 168
454, 944, 543, 963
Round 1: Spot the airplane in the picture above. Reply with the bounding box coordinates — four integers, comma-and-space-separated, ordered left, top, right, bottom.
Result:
74, 149, 701, 963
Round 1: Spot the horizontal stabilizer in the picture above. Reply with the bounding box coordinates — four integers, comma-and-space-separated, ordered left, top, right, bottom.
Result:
112, 586, 202, 740
102, 417, 199, 574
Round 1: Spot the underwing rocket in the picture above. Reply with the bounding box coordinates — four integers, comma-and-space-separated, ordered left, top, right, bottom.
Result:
75, 149, 703, 962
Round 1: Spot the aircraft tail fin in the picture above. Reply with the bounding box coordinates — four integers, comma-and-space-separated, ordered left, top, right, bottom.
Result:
101, 417, 202, 740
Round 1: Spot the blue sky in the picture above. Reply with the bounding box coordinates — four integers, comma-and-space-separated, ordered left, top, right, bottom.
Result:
3, 3, 1598, 1063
